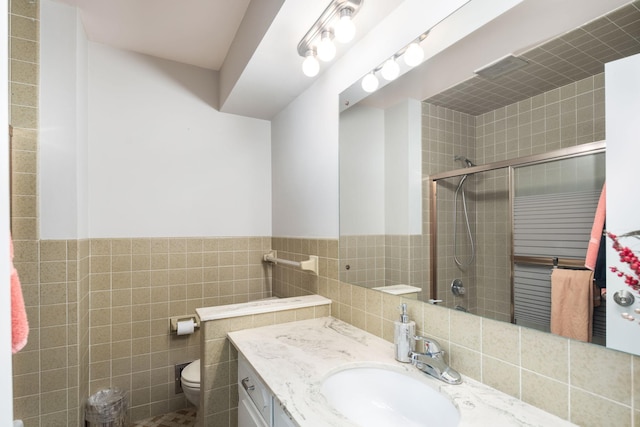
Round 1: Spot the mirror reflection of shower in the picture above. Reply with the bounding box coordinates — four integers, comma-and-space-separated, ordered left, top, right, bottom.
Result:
453, 155, 476, 268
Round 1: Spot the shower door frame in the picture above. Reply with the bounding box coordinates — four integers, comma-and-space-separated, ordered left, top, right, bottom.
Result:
427, 140, 606, 322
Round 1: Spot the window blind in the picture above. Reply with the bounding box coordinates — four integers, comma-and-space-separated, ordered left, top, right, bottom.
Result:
513, 191, 601, 258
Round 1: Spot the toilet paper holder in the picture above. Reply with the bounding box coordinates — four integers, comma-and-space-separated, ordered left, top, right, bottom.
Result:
169, 315, 200, 334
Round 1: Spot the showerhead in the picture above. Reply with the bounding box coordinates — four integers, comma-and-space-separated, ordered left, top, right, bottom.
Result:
454, 155, 475, 168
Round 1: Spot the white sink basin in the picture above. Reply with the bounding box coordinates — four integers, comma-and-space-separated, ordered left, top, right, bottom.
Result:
321, 366, 460, 427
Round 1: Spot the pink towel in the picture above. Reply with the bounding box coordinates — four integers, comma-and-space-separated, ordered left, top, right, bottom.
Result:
585, 183, 606, 270
10, 235, 28, 353
550, 268, 594, 342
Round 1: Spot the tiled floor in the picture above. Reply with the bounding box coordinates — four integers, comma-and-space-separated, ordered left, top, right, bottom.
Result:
129, 408, 197, 427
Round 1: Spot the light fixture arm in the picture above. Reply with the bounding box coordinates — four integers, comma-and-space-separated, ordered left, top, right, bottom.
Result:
297, 0, 363, 57
397, 31, 429, 58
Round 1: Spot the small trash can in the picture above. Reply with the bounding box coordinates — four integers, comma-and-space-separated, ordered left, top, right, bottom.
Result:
84, 388, 128, 427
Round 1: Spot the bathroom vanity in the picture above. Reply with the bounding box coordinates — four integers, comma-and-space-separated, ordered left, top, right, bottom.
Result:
228, 317, 576, 427
238, 352, 296, 427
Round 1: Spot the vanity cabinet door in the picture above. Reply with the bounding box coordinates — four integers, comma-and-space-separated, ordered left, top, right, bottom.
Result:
238, 388, 269, 427
238, 354, 273, 424
273, 402, 296, 427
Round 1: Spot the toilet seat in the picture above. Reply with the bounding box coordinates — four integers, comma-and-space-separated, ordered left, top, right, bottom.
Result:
181, 359, 200, 387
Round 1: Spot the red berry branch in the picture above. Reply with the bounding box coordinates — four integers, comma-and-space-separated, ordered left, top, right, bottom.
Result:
608, 231, 640, 291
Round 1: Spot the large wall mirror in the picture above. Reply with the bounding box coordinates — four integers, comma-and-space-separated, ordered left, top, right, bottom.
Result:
339, 0, 640, 352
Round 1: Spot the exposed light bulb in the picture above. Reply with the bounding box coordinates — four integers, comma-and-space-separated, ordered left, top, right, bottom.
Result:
380, 58, 400, 81
404, 42, 424, 67
361, 72, 379, 93
302, 50, 319, 77
317, 31, 336, 62
334, 8, 356, 43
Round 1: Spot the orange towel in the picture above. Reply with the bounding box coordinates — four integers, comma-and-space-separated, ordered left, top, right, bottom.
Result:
585, 183, 606, 270
550, 268, 594, 342
10, 235, 28, 353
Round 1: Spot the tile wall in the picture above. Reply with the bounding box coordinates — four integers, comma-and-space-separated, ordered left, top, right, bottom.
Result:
270, 237, 339, 299
338, 234, 425, 294
422, 73, 605, 320
86, 237, 272, 422
339, 235, 386, 288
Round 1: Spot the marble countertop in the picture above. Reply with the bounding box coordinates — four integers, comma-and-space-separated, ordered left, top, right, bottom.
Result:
228, 317, 575, 427
196, 294, 330, 322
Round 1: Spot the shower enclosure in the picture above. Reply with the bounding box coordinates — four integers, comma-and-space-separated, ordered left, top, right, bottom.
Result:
428, 141, 606, 341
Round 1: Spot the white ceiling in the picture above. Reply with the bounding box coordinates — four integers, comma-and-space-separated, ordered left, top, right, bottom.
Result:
53, 0, 252, 70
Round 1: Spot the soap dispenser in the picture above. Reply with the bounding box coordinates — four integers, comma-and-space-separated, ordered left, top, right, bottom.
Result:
394, 303, 415, 363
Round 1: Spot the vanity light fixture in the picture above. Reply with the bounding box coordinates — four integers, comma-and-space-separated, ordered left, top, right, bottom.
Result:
317, 31, 337, 62
361, 72, 379, 93
298, 0, 363, 76
359, 31, 428, 92
334, 7, 356, 43
380, 58, 400, 81
302, 49, 320, 77
404, 42, 425, 67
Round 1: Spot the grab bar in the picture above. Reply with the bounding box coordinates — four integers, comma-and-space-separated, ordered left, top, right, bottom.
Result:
263, 250, 319, 275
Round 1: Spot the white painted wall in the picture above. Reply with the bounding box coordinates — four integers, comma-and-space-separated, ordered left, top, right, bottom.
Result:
339, 105, 385, 235
605, 53, 640, 356
339, 99, 422, 237
40, 0, 88, 239
87, 44, 272, 238
40, 4, 272, 239
1, 0, 14, 422
76, 11, 89, 239
384, 99, 421, 235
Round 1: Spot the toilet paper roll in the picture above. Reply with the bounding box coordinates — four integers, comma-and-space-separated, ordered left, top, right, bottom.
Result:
176, 319, 195, 335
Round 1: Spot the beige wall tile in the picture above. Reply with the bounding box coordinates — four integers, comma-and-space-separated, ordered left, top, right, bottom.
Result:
570, 340, 632, 405
39, 261, 67, 283
11, 226, 36, 254
40, 389, 67, 415
169, 238, 187, 253
11, 0, 39, 18
40, 303, 67, 326
570, 388, 631, 427
40, 282, 67, 305
450, 310, 480, 350
12, 350, 39, 376
482, 356, 520, 399
40, 368, 67, 393
482, 318, 519, 364
449, 343, 481, 381
521, 328, 568, 381
314, 304, 330, 318
13, 372, 40, 398
40, 411, 69, 426
521, 370, 568, 419
40, 325, 67, 349
11, 194, 36, 218
13, 395, 39, 422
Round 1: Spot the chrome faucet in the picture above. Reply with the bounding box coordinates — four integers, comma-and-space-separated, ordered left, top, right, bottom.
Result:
411, 335, 462, 385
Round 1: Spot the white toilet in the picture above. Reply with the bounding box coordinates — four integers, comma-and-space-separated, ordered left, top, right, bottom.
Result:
181, 359, 201, 407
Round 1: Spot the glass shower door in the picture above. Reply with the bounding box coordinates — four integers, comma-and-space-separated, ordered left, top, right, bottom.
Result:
513, 152, 605, 343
